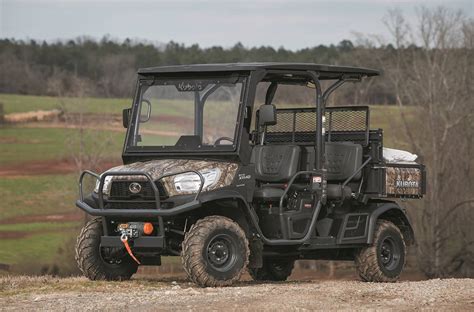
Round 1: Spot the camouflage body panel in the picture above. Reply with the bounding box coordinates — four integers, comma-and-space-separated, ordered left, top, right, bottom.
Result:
101, 159, 239, 196
385, 167, 422, 196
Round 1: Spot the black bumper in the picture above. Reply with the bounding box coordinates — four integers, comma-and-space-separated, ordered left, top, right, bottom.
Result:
76, 199, 201, 217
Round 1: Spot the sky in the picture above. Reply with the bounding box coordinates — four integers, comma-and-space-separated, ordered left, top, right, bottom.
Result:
1, 0, 472, 50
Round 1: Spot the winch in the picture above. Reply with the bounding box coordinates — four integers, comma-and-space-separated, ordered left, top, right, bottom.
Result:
116, 222, 155, 264
117, 222, 154, 239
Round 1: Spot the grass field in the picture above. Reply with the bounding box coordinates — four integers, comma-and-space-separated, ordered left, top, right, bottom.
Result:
0, 227, 79, 266
0, 92, 414, 149
0, 93, 131, 114
0, 174, 82, 271
0, 94, 135, 274
1, 93, 199, 117
0, 93, 416, 276
0, 127, 125, 165
0, 174, 77, 220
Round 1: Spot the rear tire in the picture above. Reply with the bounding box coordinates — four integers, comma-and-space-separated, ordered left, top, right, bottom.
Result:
181, 216, 249, 287
355, 220, 406, 282
75, 217, 138, 281
249, 258, 295, 281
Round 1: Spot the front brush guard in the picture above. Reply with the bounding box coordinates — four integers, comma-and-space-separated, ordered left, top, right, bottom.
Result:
76, 169, 204, 218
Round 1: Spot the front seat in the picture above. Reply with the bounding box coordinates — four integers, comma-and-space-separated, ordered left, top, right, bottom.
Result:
251, 144, 301, 201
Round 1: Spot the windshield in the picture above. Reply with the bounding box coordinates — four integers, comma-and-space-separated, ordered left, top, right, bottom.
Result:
128, 76, 245, 151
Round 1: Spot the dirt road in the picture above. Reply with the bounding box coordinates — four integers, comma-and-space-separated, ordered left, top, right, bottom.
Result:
1, 276, 473, 311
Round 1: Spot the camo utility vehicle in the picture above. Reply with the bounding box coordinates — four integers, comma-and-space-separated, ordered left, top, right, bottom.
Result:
75, 63, 426, 286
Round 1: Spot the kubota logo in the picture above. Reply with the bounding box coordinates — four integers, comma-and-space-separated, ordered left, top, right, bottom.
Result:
395, 180, 419, 188
129, 182, 142, 194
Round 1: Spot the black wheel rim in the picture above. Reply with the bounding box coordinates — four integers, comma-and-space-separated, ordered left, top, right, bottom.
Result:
206, 234, 237, 272
379, 236, 401, 271
273, 264, 285, 272
100, 246, 127, 266
271, 260, 288, 272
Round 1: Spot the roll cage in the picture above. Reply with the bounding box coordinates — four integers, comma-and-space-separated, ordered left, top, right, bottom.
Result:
122, 63, 379, 165
77, 63, 425, 252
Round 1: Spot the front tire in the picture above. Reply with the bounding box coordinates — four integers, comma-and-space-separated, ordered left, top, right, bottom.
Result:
249, 258, 295, 281
181, 216, 249, 287
75, 217, 138, 281
355, 220, 406, 282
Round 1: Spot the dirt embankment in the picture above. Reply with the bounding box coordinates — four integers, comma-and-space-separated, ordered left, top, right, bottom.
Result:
0, 276, 472, 311
4, 110, 63, 123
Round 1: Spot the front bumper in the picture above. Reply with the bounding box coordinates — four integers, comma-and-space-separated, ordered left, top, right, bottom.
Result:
76, 198, 201, 217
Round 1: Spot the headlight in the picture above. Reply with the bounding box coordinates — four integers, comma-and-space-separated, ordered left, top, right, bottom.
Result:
173, 168, 221, 193
94, 175, 113, 194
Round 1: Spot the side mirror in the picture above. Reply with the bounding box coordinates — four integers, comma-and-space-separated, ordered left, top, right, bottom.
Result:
258, 104, 277, 127
122, 108, 131, 128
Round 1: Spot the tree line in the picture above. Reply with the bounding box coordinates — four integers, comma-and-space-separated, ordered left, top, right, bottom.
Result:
0, 37, 398, 103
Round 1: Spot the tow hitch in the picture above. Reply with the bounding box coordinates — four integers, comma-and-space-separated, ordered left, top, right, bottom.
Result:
120, 234, 141, 264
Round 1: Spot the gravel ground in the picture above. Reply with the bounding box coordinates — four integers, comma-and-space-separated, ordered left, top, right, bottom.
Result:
1, 276, 473, 311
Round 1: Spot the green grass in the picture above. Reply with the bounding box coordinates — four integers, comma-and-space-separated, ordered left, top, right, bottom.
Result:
0, 221, 80, 232
0, 231, 77, 266
0, 221, 81, 270
0, 127, 125, 165
1, 93, 248, 120
0, 174, 78, 220
0, 93, 131, 114
0, 173, 87, 275
0, 93, 192, 117
0, 222, 81, 270
0, 93, 416, 148
0, 173, 83, 272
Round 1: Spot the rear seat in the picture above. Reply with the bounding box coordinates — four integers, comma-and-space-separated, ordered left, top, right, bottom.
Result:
300, 142, 363, 181
251, 142, 363, 202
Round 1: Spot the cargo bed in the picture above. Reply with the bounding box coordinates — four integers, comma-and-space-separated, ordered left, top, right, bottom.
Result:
366, 162, 426, 198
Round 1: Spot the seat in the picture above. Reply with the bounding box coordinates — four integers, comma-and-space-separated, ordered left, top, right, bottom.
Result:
299, 142, 363, 181
251, 144, 301, 201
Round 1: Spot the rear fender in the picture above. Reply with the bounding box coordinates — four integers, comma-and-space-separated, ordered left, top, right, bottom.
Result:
366, 201, 415, 245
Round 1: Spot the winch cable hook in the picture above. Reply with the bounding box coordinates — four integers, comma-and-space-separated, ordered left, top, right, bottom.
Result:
120, 234, 141, 265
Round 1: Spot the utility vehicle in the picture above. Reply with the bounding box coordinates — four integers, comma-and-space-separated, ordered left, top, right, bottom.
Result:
75, 63, 426, 286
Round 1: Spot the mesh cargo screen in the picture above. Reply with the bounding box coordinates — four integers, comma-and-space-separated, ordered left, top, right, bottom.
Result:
261, 106, 369, 145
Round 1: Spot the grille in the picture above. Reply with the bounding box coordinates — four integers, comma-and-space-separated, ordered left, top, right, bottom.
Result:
105, 202, 157, 210
106, 181, 168, 210
110, 181, 167, 199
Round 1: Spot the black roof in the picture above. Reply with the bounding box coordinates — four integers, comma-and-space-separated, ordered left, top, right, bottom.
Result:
137, 62, 380, 79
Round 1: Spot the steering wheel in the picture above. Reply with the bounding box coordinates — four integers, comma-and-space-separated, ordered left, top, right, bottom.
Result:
214, 137, 234, 145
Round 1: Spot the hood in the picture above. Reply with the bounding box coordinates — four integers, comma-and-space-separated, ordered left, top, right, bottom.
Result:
98, 159, 239, 196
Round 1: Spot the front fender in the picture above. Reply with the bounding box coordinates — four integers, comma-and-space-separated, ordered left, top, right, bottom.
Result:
197, 189, 260, 228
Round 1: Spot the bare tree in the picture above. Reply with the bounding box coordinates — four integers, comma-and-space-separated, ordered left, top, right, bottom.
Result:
98, 54, 136, 98
381, 7, 474, 277
47, 72, 114, 173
